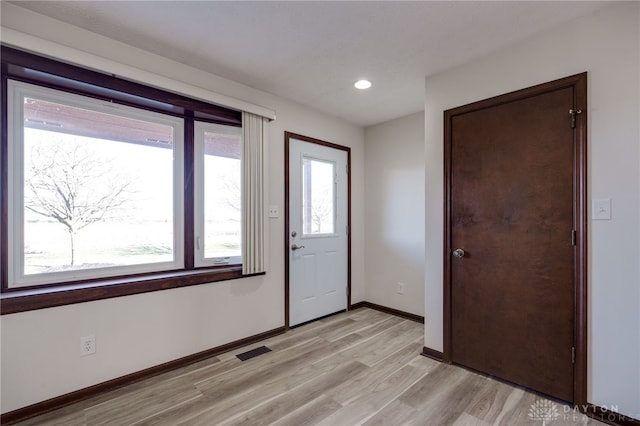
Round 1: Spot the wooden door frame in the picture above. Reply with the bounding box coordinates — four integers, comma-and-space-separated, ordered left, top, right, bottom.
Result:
442, 73, 588, 405
284, 132, 352, 329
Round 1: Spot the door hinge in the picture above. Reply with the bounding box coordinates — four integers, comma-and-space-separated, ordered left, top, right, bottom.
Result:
572, 346, 576, 364
346, 225, 349, 235
569, 108, 582, 129
571, 229, 577, 246
346, 164, 349, 175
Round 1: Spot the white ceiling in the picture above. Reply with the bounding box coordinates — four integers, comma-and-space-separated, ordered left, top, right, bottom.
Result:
8, 1, 613, 127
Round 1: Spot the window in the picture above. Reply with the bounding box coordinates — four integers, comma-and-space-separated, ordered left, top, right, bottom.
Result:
1, 46, 261, 312
8, 81, 184, 287
302, 157, 336, 235
194, 122, 242, 266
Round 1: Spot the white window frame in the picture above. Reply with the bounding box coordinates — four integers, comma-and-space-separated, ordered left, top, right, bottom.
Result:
193, 121, 243, 267
7, 80, 185, 288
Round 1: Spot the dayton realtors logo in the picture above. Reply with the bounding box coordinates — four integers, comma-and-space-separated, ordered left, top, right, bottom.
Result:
528, 399, 635, 424
528, 399, 560, 425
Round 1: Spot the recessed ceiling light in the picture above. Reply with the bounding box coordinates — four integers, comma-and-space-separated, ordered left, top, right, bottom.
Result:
354, 79, 372, 90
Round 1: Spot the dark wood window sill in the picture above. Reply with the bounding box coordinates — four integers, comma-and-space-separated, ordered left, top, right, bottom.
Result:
0, 267, 263, 315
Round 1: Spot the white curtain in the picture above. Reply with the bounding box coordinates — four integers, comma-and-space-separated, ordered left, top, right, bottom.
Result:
242, 111, 268, 274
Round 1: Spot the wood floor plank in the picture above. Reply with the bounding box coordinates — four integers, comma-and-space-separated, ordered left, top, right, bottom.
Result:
319, 315, 391, 342
344, 307, 391, 323
338, 320, 423, 367
328, 343, 427, 405
194, 334, 360, 396
142, 336, 364, 425
398, 363, 469, 409
172, 357, 241, 385
413, 371, 487, 425
451, 412, 492, 426
318, 363, 429, 426
84, 376, 202, 426
223, 361, 369, 425
134, 338, 335, 426
265, 329, 326, 352
191, 336, 324, 392
215, 316, 353, 362
132, 395, 217, 426
14, 407, 87, 426
461, 376, 520, 424
492, 386, 529, 425
170, 364, 322, 426
361, 399, 419, 426
269, 318, 357, 350
13, 309, 607, 426
270, 395, 342, 426
498, 388, 544, 425
353, 316, 405, 339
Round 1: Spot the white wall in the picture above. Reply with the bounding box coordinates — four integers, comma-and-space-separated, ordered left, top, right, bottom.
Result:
364, 112, 424, 316
424, 2, 640, 418
0, 4, 365, 413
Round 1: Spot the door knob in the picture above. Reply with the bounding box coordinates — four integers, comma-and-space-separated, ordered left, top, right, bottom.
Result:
291, 244, 305, 251
453, 248, 465, 258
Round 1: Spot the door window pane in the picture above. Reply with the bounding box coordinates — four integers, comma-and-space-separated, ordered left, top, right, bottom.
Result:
302, 157, 336, 235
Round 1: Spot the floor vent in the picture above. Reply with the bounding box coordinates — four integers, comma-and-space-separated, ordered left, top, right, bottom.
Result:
236, 345, 272, 361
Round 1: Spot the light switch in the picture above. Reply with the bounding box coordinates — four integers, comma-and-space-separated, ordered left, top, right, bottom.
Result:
268, 205, 279, 218
592, 198, 611, 220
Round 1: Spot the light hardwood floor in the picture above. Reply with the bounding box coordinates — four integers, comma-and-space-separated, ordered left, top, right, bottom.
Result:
16, 308, 603, 426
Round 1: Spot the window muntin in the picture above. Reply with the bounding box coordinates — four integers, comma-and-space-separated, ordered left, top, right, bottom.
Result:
302, 156, 336, 236
8, 80, 185, 287
194, 122, 242, 266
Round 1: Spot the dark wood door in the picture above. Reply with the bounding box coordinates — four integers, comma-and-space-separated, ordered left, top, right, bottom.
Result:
447, 79, 584, 403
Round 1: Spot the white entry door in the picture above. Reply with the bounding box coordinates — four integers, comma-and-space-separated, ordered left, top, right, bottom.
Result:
288, 135, 349, 327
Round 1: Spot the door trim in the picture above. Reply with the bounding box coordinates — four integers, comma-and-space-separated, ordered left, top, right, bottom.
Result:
442, 73, 588, 405
284, 132, 351, 329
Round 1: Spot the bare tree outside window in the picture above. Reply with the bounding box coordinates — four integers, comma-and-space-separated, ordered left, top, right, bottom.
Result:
218, 170, 241, 220
25, 138, 131, 267
203, 156, 242, 258
311, 185, 334, 233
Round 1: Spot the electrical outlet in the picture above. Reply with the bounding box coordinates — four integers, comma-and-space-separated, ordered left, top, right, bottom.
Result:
80, 335, 96, 356
396, 282, 405, 295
